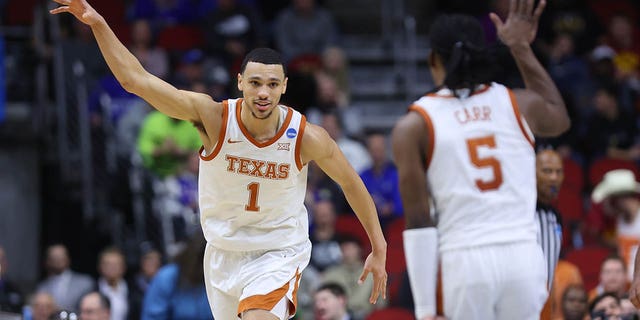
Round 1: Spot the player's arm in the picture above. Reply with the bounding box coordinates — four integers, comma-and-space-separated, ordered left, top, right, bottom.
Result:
301, 124, 387, 304
49, 0, 214, 126
490, 0, 570, 137
391, 112, 438, 320
629, 250, 640, 308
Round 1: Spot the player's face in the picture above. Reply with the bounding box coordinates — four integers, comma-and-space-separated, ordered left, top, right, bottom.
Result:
237, 62, 288, 120
536, 151, 564, 201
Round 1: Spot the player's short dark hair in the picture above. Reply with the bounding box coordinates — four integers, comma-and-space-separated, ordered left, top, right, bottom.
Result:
429, 14, 496, 95
240, 48, 287, 76
317, 282, 347, 297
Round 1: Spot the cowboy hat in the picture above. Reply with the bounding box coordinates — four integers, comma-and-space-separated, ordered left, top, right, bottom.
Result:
592, 169, 640, 203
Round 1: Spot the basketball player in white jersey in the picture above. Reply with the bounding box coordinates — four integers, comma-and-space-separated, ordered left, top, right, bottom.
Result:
50, 1, 388, 320
392, 0, 570, 319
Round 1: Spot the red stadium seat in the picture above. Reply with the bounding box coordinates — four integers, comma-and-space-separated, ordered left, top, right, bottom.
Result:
366, 307, 415, 320
387, 246, 407, 305
564, 246, 613, 291
4, 0, 38, 25
91, 0, 126, 23
156, 25, 204, 51
588, 158, 639, 188
334, 215, 371, 253
385, 218, 405, 249
562, 158, 584, 193
554, 188, 584, 222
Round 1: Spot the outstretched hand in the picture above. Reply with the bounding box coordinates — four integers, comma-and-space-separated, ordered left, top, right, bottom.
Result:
49, 0, 102, 26
489, 0, 546, 48
359, 251, 388, 304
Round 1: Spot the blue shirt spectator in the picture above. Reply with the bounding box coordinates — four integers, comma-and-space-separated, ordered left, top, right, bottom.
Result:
141, 264, 212, 320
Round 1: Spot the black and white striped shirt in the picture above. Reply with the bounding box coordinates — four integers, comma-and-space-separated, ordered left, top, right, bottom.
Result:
535, 202, 563, 289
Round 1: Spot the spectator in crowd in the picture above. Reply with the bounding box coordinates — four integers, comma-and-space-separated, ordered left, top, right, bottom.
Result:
202, 0, 263, 73
136, 110, 201, 178
78, 292, 111, 320
130, 246, 162, 300
314, 282, 351, 320
360, 133, 403, 227
172, 49, 207, 89
27, 292, 58, 320
0, 246, 23, 313
537, 0, 603, 55
320, 47, 350, 108
96, 247, 131, 320
582, 84, 639, 161
321, 112, 371, 174
37, 244, 94, 312
620, 294, 640, 320
604, 14, 640, 81
129, 19, 169, 79
550, 260, 584, 319
560, 284, 589, 320
590, 292, 623, 320
141, 232, 212, 320
589, 256, 629, 301
274, 0, 338, 62
309, 200, 342, 272
323, 236, 385, 319
592, 169, 640, 273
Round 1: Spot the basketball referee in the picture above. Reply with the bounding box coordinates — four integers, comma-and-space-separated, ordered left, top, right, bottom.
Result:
536, 149, 564, 320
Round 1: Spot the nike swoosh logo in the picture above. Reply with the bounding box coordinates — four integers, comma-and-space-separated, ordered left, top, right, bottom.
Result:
227, 139, 242, 144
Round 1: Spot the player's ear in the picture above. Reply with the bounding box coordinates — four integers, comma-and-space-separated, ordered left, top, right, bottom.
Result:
237, 73, 243, 91
282, 77, 288, 95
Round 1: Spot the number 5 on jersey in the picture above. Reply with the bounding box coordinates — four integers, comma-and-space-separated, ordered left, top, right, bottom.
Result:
466, 135, 503, 191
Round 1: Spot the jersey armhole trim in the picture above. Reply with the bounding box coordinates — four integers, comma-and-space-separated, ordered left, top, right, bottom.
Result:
408, 104, 435, 170
507, 89, 535, 149
295, 115, 307, 171
199, 100, 229, 161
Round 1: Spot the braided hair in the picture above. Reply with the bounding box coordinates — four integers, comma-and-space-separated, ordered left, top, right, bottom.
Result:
429, 14, 496, 97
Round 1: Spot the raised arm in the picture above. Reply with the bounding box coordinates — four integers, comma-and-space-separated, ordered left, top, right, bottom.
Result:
49, 0, 215, 125
301, 123, 387, 304
490, 0, 570, 137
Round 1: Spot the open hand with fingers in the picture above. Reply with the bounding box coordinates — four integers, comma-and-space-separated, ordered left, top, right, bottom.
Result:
49, 0, 102, 26
489, 0, 546, 49
360, 251, 388, 304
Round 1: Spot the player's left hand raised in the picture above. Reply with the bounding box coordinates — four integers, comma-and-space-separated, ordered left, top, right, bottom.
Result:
359, 251, 387, 304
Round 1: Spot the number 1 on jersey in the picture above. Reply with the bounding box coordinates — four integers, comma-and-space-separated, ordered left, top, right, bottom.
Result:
246, 182, 260, 211
466, 135, 503, 191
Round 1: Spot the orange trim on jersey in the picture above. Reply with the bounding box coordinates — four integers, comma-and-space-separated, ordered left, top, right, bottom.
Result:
408, 104, 435, 170
199, 100, 229, 161
290, 269, 301, 315
236, 100, 294, 148
295, 115, 307, 171
236, 270, 301, 316
507, 89, 535, 148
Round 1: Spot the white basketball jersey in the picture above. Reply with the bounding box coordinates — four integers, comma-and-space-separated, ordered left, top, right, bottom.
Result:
199, 98, 309, 251
410, 83, 538, 252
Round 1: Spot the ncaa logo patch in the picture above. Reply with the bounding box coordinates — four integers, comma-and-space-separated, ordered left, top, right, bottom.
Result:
286, 128, 297, 138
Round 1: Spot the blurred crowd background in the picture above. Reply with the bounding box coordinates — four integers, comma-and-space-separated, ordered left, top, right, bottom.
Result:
0, 0, 639, 319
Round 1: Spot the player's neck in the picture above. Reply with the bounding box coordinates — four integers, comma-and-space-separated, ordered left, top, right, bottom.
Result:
240, 101, 281, 142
